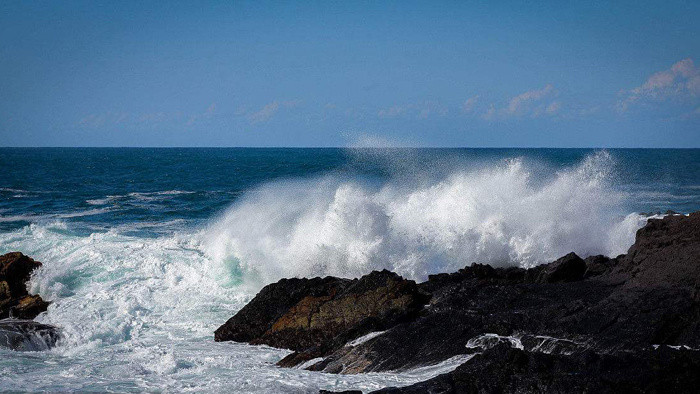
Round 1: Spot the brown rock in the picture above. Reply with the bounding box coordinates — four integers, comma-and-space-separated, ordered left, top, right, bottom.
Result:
215, 270, 429, 367
0, 252, 49, 320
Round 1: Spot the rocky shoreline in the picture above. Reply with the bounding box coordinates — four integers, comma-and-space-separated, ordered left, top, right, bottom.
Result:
0, 252, 58, 350
216, 212, 700, 393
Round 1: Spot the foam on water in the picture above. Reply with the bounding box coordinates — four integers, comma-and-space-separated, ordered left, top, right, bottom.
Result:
0, 151, 654, 391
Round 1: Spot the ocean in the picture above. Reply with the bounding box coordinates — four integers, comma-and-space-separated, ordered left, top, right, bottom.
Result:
1, 147, 699, 392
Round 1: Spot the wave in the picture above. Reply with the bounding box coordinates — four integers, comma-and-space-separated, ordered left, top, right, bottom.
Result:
0, 208, 111, 223
86, 190, 196, 205
202, 151, 647, 285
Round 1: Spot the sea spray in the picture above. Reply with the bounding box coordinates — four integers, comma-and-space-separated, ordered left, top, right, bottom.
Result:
203, 151, 646, 285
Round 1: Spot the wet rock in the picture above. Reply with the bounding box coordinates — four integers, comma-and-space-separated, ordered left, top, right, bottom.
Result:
0, 252, 49, 319
11, 295, 51, 320
0, 319, 60, 351
373, 343, 700, 394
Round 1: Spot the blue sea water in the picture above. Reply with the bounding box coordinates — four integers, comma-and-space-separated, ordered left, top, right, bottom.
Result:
0, 148, 699, 392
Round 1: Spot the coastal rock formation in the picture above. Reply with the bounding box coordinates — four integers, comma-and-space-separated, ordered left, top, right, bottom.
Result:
215, 212, 700, 392
0, 252, 50, 319
215, 270, 429, 367
374, 343, 700, 394
0, 252, 59, 350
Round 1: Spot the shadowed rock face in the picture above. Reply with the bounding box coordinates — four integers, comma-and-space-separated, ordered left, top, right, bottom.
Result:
215, 213, 700, 392
373, 343, 700, 394
0, 252, 50, 320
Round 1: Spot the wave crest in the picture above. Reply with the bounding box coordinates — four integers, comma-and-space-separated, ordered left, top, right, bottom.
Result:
202, 151, 645, 284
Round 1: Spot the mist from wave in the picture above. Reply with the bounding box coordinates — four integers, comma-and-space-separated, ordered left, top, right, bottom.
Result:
202, 151, 647, 286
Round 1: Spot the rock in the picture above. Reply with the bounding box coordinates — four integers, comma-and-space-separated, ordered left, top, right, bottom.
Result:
0, 252, 42, 298
215, 270, 429, 367
0, 252, 50, 319
537, 252, 586, 283
11, 295, 51, 320
0, 319, 60, 351
583, 255, 614, 277
373, 343, 700, 394
216, 212, 700, 391
215, 276, 350, 344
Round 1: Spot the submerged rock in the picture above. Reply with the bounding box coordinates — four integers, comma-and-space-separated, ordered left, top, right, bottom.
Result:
0, 319, 60, 351
0, 252, 50, 320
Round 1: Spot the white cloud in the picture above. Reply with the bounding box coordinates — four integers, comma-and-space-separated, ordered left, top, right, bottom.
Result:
248, 101, 280, 124
505, 84, 555, 115
377, 105, 408, 118
480, 85, 558, 120
546, 101, 560, 115
377, 101, 448, 119
618, 58, 700, 111
482, 104, 496, 120
461, 95, 479, 113
247, 100, 302, 124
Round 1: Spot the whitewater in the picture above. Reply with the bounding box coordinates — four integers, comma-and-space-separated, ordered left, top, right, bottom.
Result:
0, 148, 698, 392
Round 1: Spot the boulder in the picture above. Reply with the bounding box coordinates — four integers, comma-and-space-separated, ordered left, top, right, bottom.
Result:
215, 270, 429, 367
536, 252, 586, 283
0, 252, 49, 319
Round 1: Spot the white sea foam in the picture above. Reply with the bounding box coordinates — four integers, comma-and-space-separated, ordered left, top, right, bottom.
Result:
0, 208, 110, 223
203, 151, 647, 286
347, 331, 387, 347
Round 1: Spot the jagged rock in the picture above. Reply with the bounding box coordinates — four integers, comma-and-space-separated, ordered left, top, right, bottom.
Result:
373, 343, 700, 394
583, 255, 615, 277
215, 276, 350, 344
11, 295, 51, 320
215, 270, 429, 367
216, 213, 700, 391
536, 252, 586, 283
0, 252, 49, 319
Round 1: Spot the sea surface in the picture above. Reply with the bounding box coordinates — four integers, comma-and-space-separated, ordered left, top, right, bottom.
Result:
0, 147, 699, 392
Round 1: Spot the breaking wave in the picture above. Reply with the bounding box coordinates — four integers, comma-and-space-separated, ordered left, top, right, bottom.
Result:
203, 151, 646, 284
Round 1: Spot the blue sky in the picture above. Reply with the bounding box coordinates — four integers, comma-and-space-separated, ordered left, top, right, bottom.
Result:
1, 1, 698, 147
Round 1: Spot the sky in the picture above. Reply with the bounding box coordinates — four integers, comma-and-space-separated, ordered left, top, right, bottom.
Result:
1, 1, 699, 147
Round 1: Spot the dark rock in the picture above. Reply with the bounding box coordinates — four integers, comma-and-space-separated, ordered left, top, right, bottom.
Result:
536, 252, 586, 283
218, 212, 700, 392
583, 255, 614, 277
10, 295, 51, 320
0, 319, 60, 351
373, 343, 700, 394
215, 270, 429, 367
0, 252, 50, 319
215, 276, 350, 344
0, 252, 42, 298
319, 391, 362, 394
